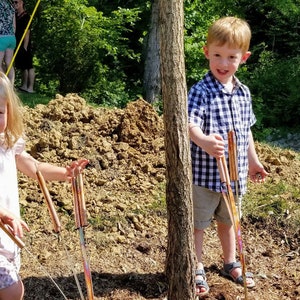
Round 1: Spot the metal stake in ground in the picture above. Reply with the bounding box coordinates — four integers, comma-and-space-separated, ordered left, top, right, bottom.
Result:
217, 156, 248, 300
71, 168, 94, 300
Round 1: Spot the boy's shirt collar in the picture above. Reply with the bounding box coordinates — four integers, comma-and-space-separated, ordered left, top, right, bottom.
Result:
206, 71, 242, 94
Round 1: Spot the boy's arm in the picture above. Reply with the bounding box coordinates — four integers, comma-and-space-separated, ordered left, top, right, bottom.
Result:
189, 123, 225, 158
248, 130, 268, 182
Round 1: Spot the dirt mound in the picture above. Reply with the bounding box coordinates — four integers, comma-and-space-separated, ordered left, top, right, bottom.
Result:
17, 94, 299, 300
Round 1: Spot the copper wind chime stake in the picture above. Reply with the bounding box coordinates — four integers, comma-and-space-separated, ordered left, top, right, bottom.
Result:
71, 167, 94, 300
228, 130, 241, 218
36, 166, 61, 233
217, 137, 248, 299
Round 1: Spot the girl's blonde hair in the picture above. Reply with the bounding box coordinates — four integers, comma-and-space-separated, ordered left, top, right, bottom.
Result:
207, 16, 251, 54
0, 72, 24, 148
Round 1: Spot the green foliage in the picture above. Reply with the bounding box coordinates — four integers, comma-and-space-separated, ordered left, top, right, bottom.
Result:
248, 48, 300, 128
184, 0, 224, 87
33, 0, 141, 105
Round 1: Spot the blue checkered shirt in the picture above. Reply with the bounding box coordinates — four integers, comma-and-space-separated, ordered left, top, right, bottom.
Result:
188, 71, 256, 196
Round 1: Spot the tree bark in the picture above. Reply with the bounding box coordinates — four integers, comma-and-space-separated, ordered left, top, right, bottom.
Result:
143, 0, 161, 104
159, 1, 195, 299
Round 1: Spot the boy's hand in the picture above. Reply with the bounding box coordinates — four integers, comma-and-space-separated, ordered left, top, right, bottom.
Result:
248, 163, 268, 183
189, 125, 224, 158
202, 134, 225, 158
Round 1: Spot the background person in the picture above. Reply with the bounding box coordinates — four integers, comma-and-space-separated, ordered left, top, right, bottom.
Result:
0, 0, 16, 83
14, 0, 35, 93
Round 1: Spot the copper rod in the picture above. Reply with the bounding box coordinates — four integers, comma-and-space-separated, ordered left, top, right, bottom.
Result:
228, 130, 238, 181
228, 130, 241, 217
36, 167, 61, 233
76, 172, 88, 227
71, 170, 81, 229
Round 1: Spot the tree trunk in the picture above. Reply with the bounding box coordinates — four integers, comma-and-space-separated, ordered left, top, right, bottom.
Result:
143, 0, 161, 104
159, 1, 195, 299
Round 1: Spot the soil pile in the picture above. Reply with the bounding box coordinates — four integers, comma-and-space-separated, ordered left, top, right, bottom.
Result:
17, 94, 299, 299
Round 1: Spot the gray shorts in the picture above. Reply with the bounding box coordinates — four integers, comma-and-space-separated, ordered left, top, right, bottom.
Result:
193, 185, 233, 230
0, 255, 20, 290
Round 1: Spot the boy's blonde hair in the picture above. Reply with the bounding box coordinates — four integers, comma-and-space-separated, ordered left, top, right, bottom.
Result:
207, 16, 251, 54
0, 72, 24, 148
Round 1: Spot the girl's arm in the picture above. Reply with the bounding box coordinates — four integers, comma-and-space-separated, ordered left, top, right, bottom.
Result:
16, 151, 89, 182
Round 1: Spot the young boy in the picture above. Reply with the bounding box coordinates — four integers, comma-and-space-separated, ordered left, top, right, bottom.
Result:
188, 16, 268, 297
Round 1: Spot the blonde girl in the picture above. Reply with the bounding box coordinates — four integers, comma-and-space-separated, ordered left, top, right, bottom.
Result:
0, 72, 88, 299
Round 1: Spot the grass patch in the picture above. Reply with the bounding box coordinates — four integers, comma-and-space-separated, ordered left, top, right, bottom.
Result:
148, 183, 167, 215
17, 91, 53, 108
244, 178, 300, 231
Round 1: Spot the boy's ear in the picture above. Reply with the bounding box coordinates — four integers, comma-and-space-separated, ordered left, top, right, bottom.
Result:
241, 51, 251, 64
203, 46, 209, 59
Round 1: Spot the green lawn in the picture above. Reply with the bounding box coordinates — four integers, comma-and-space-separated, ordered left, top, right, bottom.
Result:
17, 90, 52, 108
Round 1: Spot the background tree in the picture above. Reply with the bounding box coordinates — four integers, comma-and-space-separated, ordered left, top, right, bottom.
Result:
143, 0, 161, 104
159, 0, 194, 299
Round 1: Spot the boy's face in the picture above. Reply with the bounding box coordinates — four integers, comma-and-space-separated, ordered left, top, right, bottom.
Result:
204, 42, 251, 84
0, 98, 7, 133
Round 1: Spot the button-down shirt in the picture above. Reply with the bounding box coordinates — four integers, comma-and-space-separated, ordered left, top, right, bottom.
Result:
188, 71, 256, 195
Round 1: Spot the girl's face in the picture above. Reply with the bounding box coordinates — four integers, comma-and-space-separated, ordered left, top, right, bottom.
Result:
204, 42, 251, 85
0, 98, 8, 133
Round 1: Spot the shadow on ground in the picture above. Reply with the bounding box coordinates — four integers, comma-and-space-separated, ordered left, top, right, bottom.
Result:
23, 271, 167, 300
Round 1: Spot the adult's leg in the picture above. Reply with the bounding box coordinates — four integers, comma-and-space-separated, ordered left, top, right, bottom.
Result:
20, 69, 28, 90
0, 51, 5, 73
27, 68, 35, 92
4, 49, 15, 84
0, 280, 24, 300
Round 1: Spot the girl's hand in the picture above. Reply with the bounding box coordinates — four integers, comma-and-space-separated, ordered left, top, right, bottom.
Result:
65, 158, 89, 181
0, 208, 30, 238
